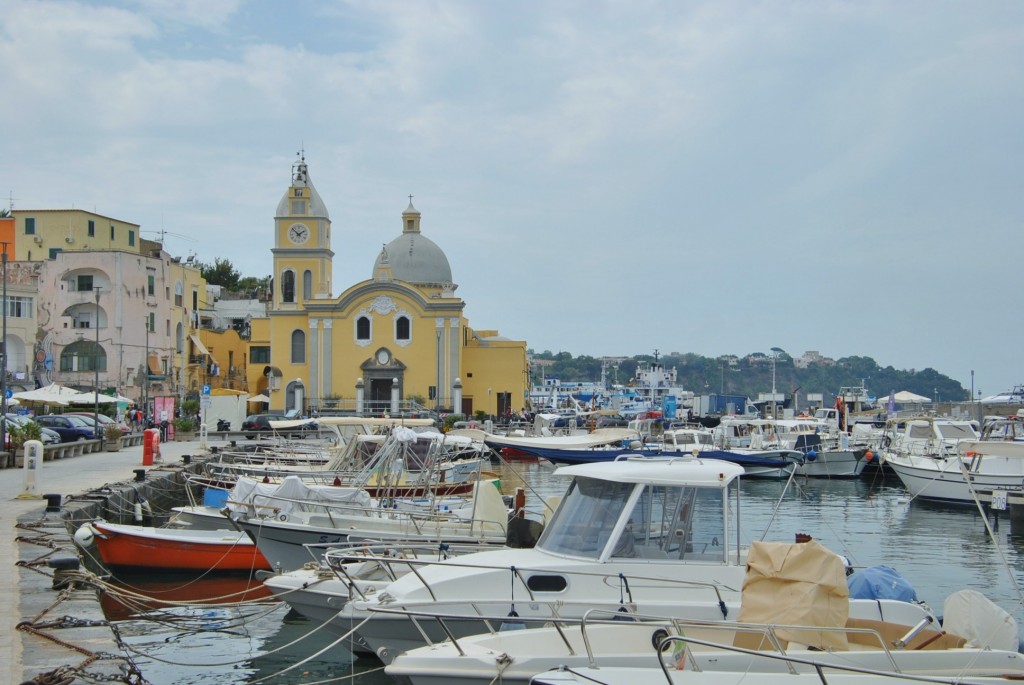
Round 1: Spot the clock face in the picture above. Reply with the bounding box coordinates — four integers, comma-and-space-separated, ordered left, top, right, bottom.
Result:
287, 223, 310, 245
376, 350, 390, 364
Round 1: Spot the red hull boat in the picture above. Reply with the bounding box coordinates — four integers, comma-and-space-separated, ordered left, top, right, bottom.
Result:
80, 520, 271, 572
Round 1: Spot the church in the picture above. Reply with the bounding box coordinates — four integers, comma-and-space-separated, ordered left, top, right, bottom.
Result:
253, 155, 528, 418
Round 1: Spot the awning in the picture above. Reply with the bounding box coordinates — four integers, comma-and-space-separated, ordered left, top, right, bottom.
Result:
190, 334, 211, 357
147, 354, 162, 374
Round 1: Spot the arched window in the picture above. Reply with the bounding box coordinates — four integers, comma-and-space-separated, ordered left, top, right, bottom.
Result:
291, 329, 306, 364
60, 340, 106, 372
396, 315, 411, 341
281, 270, 296, 303
302, 270, 312, 300
356, 316, 371, 341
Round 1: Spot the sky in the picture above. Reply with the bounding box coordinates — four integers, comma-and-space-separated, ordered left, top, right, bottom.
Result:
1, 0, 1021, 398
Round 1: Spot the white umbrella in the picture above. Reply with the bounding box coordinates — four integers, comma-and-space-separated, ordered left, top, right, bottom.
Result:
12, 382, 80, 406
247, 393, 271, 404
69, 391, 120, 405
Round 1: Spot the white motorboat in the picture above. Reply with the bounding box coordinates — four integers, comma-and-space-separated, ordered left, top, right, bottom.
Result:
885, 439, 1024, 505
381, 533, 1021, 685
339, 457, 938, 664
771, 418, 869, 478
234, 477, 511, 571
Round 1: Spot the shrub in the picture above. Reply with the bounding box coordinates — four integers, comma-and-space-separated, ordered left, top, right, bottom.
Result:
8, 421, 41, 452
173, 416, 197, 432
103, 423, 123, 441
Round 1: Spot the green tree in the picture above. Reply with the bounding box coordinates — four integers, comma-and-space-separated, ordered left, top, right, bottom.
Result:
199, 258, 241, 290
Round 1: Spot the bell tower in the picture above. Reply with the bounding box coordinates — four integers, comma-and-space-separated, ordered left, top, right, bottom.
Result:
271, 152, 334, 308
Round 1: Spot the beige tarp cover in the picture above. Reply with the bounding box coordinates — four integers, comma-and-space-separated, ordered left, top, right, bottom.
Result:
735, 540, 850, 651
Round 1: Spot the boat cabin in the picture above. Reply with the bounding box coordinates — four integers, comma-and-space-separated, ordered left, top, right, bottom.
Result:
536, 457, 745, 563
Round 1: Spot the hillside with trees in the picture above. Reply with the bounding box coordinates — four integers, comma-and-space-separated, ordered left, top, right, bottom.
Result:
530, 349, 968, 404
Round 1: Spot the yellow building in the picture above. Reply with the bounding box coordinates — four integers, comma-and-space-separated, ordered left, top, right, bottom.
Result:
262, 155, 527, 418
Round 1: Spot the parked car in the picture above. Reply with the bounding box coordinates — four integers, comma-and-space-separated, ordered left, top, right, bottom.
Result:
34, 414, 98, 442
4, 414, 62, 446
66, 412, 131, 435
240, 413, 317, 439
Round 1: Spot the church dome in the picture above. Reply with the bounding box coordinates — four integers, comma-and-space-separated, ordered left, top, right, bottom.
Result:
373, 201, 453, 286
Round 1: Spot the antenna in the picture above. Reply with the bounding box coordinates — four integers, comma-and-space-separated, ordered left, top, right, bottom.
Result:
7, 191, 17, 213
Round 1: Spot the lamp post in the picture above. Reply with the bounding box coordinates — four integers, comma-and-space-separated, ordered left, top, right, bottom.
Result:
144, 315, 149, 427
94, 287, 101, 439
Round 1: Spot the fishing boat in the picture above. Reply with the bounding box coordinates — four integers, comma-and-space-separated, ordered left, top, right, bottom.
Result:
338, 457, 936, 664
74, 520, 270, 572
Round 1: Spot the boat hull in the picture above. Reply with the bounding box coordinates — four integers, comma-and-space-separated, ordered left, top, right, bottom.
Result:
795, 448, 868, 478
89, 521, 270, 572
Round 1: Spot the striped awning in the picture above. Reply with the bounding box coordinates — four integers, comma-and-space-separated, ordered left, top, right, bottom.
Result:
189, 334, 211, 357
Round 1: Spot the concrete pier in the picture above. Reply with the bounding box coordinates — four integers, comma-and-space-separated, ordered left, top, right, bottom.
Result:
1, 436, 209, 684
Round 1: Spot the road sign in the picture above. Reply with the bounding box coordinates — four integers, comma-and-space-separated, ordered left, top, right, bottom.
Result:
202, 384, 211, 395
200, 397, 212, 409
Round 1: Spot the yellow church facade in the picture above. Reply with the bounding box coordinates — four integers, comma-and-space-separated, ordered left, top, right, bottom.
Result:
258, 156, 527, 418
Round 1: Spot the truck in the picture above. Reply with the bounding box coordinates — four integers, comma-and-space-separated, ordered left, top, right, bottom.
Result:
690, 393, 759, 418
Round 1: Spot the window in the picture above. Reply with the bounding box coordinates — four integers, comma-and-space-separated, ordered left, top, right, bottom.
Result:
356, 316, 371, 341
290, 200, 307, 214
302, 270, 312, 300
176, 322, 183, 353
88, 220, 95, 237
147, 274, 155, 296
76, 274, 93, 292
406, 219, 414, 231
250, 346, 270, 364
281, 270, 295, 303
59, 340, 106, 372
290, 329, 305, 364
110, 224, 115, 240
3, 296, 32, 318
165, 319, 170, 336
396, 315, 411, 341
147, 312, 155, 332
24, 218, 35, 235
294, 188, 304, 197
174, 281, 183, 307
128, 229, 135, 246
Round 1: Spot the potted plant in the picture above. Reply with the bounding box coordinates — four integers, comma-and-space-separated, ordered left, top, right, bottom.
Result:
7, 421, 42, 467
103, 422, 124, 451
172, 416, 197, 441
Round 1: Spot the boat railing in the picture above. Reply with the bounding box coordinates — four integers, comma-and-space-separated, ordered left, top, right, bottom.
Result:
239, 492, 511, 541
363, 605, 903, 673
347, 555, 730, 613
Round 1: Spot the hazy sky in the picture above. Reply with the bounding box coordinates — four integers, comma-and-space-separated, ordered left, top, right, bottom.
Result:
2, 1, 1021, 398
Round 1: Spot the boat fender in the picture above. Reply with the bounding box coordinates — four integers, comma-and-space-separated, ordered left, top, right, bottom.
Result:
864, 450, 874, 462
805, 449, 818, 461
74, 523, 97, 547
133, 502, 143, 522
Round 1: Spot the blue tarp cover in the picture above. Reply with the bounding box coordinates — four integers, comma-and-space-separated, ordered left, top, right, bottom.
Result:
848, 565, 918, 602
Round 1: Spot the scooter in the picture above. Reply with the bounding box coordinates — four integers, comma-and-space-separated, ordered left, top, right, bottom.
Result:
216, 419, 231, 431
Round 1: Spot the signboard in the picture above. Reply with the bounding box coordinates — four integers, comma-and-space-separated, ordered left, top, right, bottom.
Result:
202, 384, 211, 396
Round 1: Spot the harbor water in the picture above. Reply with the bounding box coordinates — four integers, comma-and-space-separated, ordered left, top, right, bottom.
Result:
103, 461, 1024, 684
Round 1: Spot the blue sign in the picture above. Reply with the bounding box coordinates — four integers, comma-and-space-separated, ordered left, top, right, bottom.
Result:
4, 389, 11, 399
201, 385, 211, 395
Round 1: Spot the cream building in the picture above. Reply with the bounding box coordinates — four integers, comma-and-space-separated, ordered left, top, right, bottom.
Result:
9, 208, 210, 409
261, 156, 528, 417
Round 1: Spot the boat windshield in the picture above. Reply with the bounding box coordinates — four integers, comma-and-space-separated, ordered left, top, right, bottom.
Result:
536, 477, 634, 559
536, 477, 728, 562
937, 423, 978, 440
619, 484, 726, 562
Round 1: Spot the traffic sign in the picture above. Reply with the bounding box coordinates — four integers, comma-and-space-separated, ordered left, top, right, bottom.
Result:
202, 384, 211, 395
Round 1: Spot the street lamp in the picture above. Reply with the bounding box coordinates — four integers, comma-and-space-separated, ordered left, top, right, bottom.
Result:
144, 315, 150, 427
94, 287, 101, 439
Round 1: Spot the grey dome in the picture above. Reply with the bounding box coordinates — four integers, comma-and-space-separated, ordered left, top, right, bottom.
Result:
373, 201, 453, 285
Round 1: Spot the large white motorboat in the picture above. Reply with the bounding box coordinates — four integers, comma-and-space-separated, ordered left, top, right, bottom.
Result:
338, 457, 937, 664
885, 439, 1024, 505
771, 418, 870, 478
